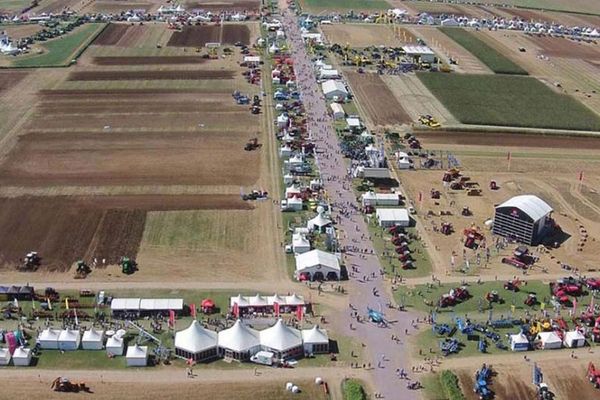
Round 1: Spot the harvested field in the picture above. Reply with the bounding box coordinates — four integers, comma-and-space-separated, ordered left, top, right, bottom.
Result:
418, 72, 600, 130
83, 1, 152, 13
300, 0, 390, 12
35, 0, 80, 14
0, 131, 260, 186
37, 101, 237, 114
67, 69, 235, 81
529, 36, 600, 60
501, 7, 546, 21
38, 88, 232, 98
0, 71, 28, 94
92, 56, 208, 65
406, 1, 467, 16
93, 23, 131, 46
186, 0, 260, 12
419, 131, 600, 149
167, 24, 251, 46
321, 24, 415, 47
346, 72, 411, 126
0, 23, 43, 40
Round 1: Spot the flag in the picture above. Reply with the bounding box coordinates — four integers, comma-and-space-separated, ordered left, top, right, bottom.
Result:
540, 302, 545, 311
74, 308, 79, 326
47, 298, 52, 311
190, 303, 197, 319
13, 298, 18, 308
579, 171, 584, 182
572, 297, 577, 315
65, 298, 69, 310
588, 295, 595, 313
233, 302, 239, 318
296, 305, 303, 322
32, 298, 36, 310
274, 302, 280, 317
169, 310, 175, 328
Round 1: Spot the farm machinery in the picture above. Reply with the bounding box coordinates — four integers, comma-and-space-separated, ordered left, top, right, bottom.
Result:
241, 189, 268, 201
549, 280, 582, 304
502, 246, 536, 269
440, 222, 453, 235
587, 362, 600, 389
473, 364, 493, 399
438, 286, 470, 308
463, 226, 485, 249
244, 138, 262, 151
418, 115, 440, 128
485, 290, 502, 304
74, 260, 91, 279
19, 251, 40, 271
533, 363, 555, 400
524, 293, 538, 306
433, 323, 454, 336
120, 257, 138, 275
439, 338, 460, 356
504, 278, 522, 292
51, 377, 90, 393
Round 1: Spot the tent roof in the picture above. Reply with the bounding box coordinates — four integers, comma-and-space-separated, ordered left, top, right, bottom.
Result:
0, 348, 10, 359
111, 298, 141, 310
39, 328, 60, 341
496, 195, 552, 222
218, 320, 260, 352
126, 345, 148, 358
82, 329, 104, 342
376, 208, 409, 223
307, 213, 332, 228
565, 330, 585, 340
59, 329, 80, 342
537, 331, 561, 343
285, 293, 305, 306
302, 325, 329, 344
248, 294, 268, 306
292, 233, 310, 248
510, 333, 529, 343
268, 294, 286, 305
295, 249, 340, 272
175, 321, 218, 353
259, 319, 302, 351
106, 336, 124, 347
230, 294, 249, 308
12, 347, 31, 358
139, 298, 183, 311
321, 80, 347, 95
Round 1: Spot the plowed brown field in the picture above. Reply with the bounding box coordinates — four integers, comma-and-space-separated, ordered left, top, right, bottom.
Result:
167, 24, 250, 46
67, 70, 235, 80
346, 72, 411, 126
92, 56, 209, 65
529, 36, 600, 60
186, 0, 260, 12
418, 131, 600, 149
93, 23, 131, 45
0, 71, 28, 93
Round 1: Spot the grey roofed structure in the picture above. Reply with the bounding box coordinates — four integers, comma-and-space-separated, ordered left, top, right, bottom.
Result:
493, 195, 553, 245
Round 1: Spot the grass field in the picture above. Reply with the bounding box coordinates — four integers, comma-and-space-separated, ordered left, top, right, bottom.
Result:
300, 0, 390, 12
12, 23, 106, 67
417, 73, 600, 131
438, 28, 527, 75
0, 0, 31, 12
452, 0, 600, 15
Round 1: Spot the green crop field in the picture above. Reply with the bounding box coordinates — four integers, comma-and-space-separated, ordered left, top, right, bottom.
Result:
417, 73, 600, 131
12, 23, 106, 68
0, 0, 32, 12
300, 0, 390, 12
438, 27, 527, 75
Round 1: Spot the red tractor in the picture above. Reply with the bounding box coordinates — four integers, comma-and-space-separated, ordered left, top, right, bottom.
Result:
504, 278, 522, 292
524, 293, 537, 306
463, 227, 484, 249
586, 278, 600, 291
438, 294, 456, 308
392, 236, 408, 246
587, 362, 600, 389
441, 222, 453, 235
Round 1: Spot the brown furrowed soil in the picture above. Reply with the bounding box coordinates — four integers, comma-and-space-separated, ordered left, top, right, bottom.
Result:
92, 56, 209, 65
167, 24, 250, 46
0, 71, 28, 94
67, 69, 235, 80
528, 36, 600, 60
186, 0, 260, 12
93, 23, 131, 46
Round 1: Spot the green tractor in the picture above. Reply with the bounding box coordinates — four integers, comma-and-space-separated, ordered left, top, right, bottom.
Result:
120, 257, 138, 275
74, 260, 91, 278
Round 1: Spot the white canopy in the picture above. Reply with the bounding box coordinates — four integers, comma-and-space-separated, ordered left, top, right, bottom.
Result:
295, 249, 341, 274
38, 328, 60, 349
537, 331, 562, 349
248, 294, 268, 307
564, 330, 585, 348
260, 319, 302, 351
301, 325, 329, 344
496, 195, 552, 222
175, 320, 218, 353
126, 345, 148, 366
111, 298, 141, 311
285, 293, 305, 306
82, 329, 104, 350
307, 212, 332, 230
0, 348, 10, 365
218, 320, 260, 352
292, 233, 310, 254
106, 336, 124, 355
268, 294, 286, 305
230, 294, 249, 308
58, 329, 81, 351
12, 347, 32, 366
510, 333, 529, 351
139, 298, 183, 311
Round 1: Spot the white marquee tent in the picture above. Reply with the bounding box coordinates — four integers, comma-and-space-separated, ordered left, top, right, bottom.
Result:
509, 333, 530, 351
58, 329, 81, 351
0, 348, 11, 366
302, 325, 329, 354
260, 319, 303, 359
306, 210, 332, 232
292, 233, 311, 254
12, 347, 32, 366
536, 331, 562, 350
295, 249, 341, 281
106, 336, 124, 356
564, 330, 586, 348
82, 329, 104, 350
38, 328, 60, 349
218, 320, 261, 361
126, 345, 148, 367
175, 320, 218, 361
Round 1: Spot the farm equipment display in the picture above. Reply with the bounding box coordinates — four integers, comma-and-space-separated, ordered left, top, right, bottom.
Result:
20, 251, 41, 270
51, 377, 90, 393
441, 222, 453, 235
585, 278, 600, 291
244, 138, 262, 151
587, 362, 600, 389
430, 188, 440, 199
440, 338, 460, 356
485, 291, 501, 304
502, 246, 535, 269
549, 280, 582, 304
463, 226, 484, 249
419, 114, 441, 128
524, 293, 538, 306
473, 364, 493, 399
438, 286, 470, 307
504, 278, 522, 292
120, 257, 138, 275
74, 260, 91, 278
242, 189, 268, 201
433, 323, 454, 336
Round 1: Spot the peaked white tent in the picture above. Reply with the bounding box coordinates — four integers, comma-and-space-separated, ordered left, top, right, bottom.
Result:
82, 329, 104, 350
37, 328, 60, 349
126, 345, 148, 367
175, 320, 218, 361
58, 329, 81, 351
106, 336, 124, 356
564, 330, 586, 348
230, 294, 249, 308
509, 333, 530, 351
536, 331, 562, 350
295, 249, 340, 281
302, 325, 329, 354
292, 233, 311, 254
260, 319, 303, 359
12, 347, 32, 366
0, 348, 11, 366
248, 294, 268, 307
306, 209, 332, 232
218, 320, 261, 361
285, 293, 305, 306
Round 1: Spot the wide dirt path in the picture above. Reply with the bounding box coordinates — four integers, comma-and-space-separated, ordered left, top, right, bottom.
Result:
280, 4, 418, 399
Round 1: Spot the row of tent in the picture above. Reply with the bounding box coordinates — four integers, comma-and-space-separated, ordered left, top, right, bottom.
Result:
175, 319, 329, 362
509, 330, 586, 351
229, 293, 305, 308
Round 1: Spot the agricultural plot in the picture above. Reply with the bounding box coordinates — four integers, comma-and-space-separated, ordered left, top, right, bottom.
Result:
167, 24, 251, 47
34, 0, 81, 14
345, 71, 411, 126
0, 71, 28, 93
12, 23, 106, 67
321, 24, 416, 47
529, 36, 600, 60
453, 0, 600, 14
0, 23, 43, 40
438, 27, 528, 75
299, 0, 390, 13
0, 0, 33, 12
185, 0, 261, 12
81, 0, 154, 14
417, 73, 600, 130
92, 56, 208, 65
93, 24, 170, 48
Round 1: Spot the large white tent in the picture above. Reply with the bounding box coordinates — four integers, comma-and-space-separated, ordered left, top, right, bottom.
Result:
302, 325, 329, 355
126, 345, 148, 367
292, 233, 311, 254
0, 348, 11, 366
295, 249, 340, 281
218, 320, 261, 361
536, 332, 562, 350
509, 333, 530, 351
106, 336, 124, 356
82, 329, 104, 350
564, 330, 586, 348
12, 347, 32, 366
37, 328, 60, 349
306, 210, 332, 232
175, 320, 218, 362
58, 329, 81, 351
260, 319, 303, 359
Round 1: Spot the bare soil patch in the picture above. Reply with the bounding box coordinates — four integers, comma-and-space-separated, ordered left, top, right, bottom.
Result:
92, 56, 208, 65
0, 131, 260, 187
322, 24, 414, 47
67, 69, 235, 81
0, 24, 43, 40
36, 0, 80, 13
501, 7, 546, 21
222, 24, 251, 45
167, 24, 250, 46
84, 1, 152, 13
529, 36, 600, 60
186, 0, 260, 12
93, 23, 131, 46
0, 71, 28, 94
346, 71, 411, 126
418, 131, 600, 149
37, 101, 237, 114
38, 88, 232, 99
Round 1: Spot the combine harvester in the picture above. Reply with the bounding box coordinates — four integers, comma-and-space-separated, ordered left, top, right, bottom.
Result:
588, 362, 600, 389
473, 364, 493, 399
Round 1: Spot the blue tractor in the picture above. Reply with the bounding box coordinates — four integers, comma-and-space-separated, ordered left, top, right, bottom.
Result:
440, 338, 460, 356
367, 307, 388, 326
433, 323, 453, 336
473, 364, 493, 399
